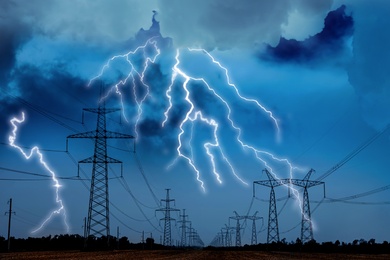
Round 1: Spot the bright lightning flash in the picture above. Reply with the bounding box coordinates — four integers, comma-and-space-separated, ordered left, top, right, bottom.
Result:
9, 112, 69, 234
87, 39, 307, 216
89, 38, 160, 139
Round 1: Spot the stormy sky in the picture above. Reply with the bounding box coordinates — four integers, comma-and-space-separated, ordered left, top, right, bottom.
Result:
1, 0, 390, 245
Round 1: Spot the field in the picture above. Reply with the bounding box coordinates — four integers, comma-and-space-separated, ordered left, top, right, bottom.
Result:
1, 250, 390, 260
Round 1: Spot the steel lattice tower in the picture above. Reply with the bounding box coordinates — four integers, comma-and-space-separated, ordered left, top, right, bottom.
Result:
254, 169, 325, 244
229, 211, 245, 247
156, 189, 180, 246
178, 209, 190, 247
67, 103, 133, 245
254, 169, 289, 243
288, 169, 325, 243
223, 224, 235, 247
246, 211, 262, 245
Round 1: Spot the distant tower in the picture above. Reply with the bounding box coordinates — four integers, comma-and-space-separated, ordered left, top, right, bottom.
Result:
178, 209, 190, 247
289, 169, 325, 243
156, 189, 180, 246
229, 211, 245, 247
223, 224, 235, 247
246, 211, 262, 245
67, 100, 133, 245
254, 169, 288, 243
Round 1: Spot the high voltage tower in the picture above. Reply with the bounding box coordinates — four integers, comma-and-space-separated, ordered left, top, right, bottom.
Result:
222, 224, 235, 247
156, 189, 180, 246
229, 211, 246, 247
253, 169, 286, 243
247, 211, 263, 245
290, 169, 325, 243
67, 101, 134, 246
254, 169, 325, 244
178, 209, 190, 247
188, 227, 204, 247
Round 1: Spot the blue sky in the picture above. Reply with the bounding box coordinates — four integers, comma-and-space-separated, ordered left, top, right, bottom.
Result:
1, 0, 390, 245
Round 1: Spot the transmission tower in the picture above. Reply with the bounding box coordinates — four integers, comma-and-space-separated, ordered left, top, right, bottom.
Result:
222, 224, 235, 247
177, 209, 190, 247
246, 211, 263, 245
188, 222, 193, 246
253, 169, 289, 243
67, 102, 133, 245
229, 211, 246, 247
156, 189, 180, 246
289, 169, 325, 243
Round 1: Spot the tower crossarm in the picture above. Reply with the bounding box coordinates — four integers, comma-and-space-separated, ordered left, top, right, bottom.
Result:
253, 179, 289, 188
79, 155, 122, 164
83, 108, 121, 114
289, 179, 324, 189
67, 130, 134, 139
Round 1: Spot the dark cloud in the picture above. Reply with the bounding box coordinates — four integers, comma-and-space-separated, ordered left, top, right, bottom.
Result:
157, 0, 333, 49
260, 5, 353, 64
1, 65, 88, 123
0, 5, 31, 84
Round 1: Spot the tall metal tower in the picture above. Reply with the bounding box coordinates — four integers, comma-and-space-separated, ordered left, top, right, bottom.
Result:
156, 189, 180, 246
289, 169, 325, 243
222, 224, 235, 247
188, 222, 193, 246
246, 211, 262, 245
67, 102, 133, 244
254, 169, 289, 243
229, 211, 245, 247
177, 209, 190, 247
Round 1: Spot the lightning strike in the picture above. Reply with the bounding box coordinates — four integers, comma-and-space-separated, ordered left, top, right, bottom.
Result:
88, 38, 306, 217
89, 38, 160, 139
8, 112, 69, 234
162, 47, 311, 226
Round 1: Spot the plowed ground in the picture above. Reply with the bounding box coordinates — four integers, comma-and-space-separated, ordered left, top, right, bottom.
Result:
1, 250, 390, 259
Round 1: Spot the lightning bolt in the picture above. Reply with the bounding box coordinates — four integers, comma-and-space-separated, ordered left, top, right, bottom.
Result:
8, 112, 69, 234
163, 49, 301, 191
88, 41, 306, 216
89, 37, 160, 139
88, 35, 313, 227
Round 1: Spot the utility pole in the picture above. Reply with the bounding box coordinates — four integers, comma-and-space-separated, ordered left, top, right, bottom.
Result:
67, 97, 134, 247
253, 169, 289, 243
116, 226, 120, 249
83, 217, 87, 239
5, 198, 15, 252
82, 217, 87, 249
177, 209, 190, 247
155, 189, 180, 246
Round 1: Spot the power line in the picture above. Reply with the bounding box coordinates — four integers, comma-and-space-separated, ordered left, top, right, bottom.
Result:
316, 124, 390, 181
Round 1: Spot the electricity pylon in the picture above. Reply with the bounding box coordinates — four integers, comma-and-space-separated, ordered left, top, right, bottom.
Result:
289, 169, 325, 243
156, 189, 180, 246
67, 102, 134, 245
229, 211, 246, 247
222, 224, 235, 247
177, 209, 190, 247
246, 211, 263, 245
253, 169, 289, 243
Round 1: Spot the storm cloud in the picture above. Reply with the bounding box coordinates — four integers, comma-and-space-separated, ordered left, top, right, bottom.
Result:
157, 0, 333, 49
346, 0, 390, 130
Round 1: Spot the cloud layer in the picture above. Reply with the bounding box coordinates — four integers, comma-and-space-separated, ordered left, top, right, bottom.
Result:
157, 0, 333, 49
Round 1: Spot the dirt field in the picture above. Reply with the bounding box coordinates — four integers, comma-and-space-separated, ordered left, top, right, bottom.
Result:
1, 250, 390, 260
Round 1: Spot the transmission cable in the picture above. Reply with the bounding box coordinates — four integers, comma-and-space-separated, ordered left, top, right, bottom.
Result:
316, 124, 390, 181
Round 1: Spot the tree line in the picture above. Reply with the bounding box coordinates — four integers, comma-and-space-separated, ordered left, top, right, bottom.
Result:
2, 234, 390, 254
